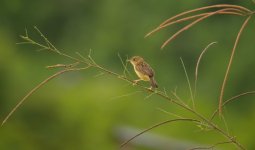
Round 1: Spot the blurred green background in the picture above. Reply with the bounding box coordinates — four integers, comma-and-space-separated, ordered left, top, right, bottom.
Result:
1, 0, 255, 150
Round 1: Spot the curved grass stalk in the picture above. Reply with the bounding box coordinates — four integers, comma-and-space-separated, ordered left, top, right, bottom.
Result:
120, 118, 200, 148
180, 58, 195, 109
1, 66, 90, 126
211, 91, 255, 121
194, 42, 217, 97
218, 16, 251, 115
160, 8, 245, 49
158, 4, 250, 27
145, 9, 245, 38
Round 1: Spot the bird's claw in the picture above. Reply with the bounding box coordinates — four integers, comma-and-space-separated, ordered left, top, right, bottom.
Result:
132, 80, 138, 86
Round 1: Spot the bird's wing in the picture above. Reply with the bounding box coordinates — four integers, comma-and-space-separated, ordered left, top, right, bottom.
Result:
135, 62, 154, 77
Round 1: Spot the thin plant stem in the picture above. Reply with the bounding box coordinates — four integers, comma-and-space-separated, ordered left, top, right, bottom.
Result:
157, 107, 184, 119
194, 42, 217, 97
1, 66, 90, 126
158, 4, 250, 27
154, 90, 245, 150
146, 10, 244, 38
171, 90, 189, 107
180, 58, 195, 109
218, 16, 251, 115
110, 91, 142, 100
160, 8, 244, 48
34, 26, 60, 54
120, 118, 200, 148
222, 115, 230, 134
189, 141, 233, 150
118, 53, 132, 78
211, 91, 255, 121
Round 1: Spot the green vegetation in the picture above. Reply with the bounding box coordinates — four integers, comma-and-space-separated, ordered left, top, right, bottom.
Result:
0, 1, 255, 150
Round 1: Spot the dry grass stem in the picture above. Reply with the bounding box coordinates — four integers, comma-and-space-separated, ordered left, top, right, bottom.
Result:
46, 62, 80, 69
218, 16, 251, 115
211, 91, 255, 121
110, 91, 142, 100
180, 58, 195, 109
171, 90, 188, 107
120, 118, 200, 149
157, 108, 184, 119
160, 8, 245, 48
189, 141, 233, 150
145, 10, 245, 38
118, 53, 132, 78
1, 66, 90, 126
194, 42, 217, 96
158, 4, 250, 27
222, 115, 229, 134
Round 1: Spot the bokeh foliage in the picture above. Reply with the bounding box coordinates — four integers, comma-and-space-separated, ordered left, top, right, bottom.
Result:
1, 1, 255, 149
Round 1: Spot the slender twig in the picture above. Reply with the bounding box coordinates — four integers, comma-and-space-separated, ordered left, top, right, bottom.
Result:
171, 90, 188, 107
188, 141, 233, 150
180, 58, 195, 109
218, 16, 251, 115
158, 4, 250, 27
1, 66, 90, 126
110, 91, 142, 100
144, 92, 156, 100
94, 72, 106, 78
118, 53, 132, 78
46, 62, 80, 69
211, 91, 255, 121
75, 52, 92, 64
196, 121, 213, 132
34, 26, 60, 54
88, 49, 98, 66
160, 8, 244, 48
145, 10, 245, 38
120, 118, 200, 148
194, 42, 217, 97
157, 107, 184, 119
20, 30, 84, 65
222, 115, 229, 134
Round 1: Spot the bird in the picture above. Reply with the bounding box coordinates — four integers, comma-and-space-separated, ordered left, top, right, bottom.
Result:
128, 56, 158, 89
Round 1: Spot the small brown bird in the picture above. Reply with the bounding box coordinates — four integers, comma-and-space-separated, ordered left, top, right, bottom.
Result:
128, 56, 158, 89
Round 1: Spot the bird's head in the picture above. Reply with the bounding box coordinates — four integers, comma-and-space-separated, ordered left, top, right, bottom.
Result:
128, 56, 144, 66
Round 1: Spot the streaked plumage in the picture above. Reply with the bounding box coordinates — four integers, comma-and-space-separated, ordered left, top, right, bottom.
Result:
129, 56, 158, 88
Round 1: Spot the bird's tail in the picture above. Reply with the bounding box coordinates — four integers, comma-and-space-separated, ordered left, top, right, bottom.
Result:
150, 77, 158, 88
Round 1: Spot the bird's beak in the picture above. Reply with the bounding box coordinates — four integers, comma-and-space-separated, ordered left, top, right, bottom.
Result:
126, 59, 131, 62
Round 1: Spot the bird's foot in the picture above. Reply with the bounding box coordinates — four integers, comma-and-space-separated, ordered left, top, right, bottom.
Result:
132, 79, 140, 86
148, 86, 153, 90
148, 86, 158, 92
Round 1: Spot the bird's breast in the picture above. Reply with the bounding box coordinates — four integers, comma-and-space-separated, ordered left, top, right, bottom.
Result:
134, 68, 150, 81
